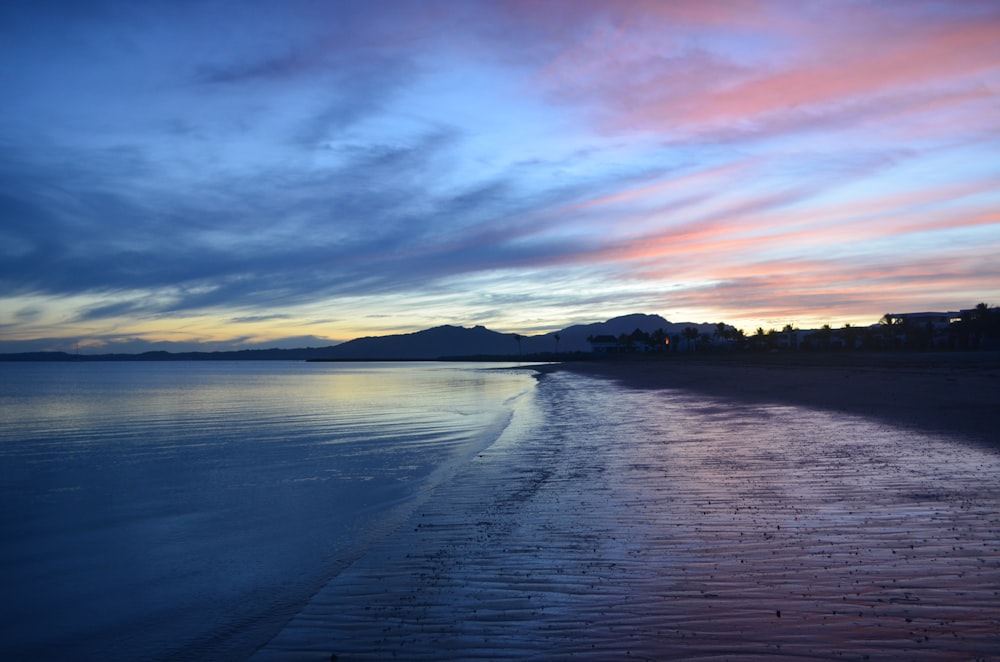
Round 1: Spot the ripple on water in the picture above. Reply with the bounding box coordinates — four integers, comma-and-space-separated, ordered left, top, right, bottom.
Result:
258, 370, 1000, 660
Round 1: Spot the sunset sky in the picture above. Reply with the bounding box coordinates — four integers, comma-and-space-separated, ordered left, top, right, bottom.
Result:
2, 0, 998, 352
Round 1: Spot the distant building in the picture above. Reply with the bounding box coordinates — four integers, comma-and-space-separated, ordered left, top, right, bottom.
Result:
882, 311, 964, 348
588, 335, 620, 353
883, 311, 962, 328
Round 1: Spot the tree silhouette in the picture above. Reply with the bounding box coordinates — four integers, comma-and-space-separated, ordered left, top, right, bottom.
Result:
553, 333, 561, 355
733, 328, 746, 347
967, 302, 997, 348
751, 327, 767, 351
765, 328, 780, 351
841, 323, 858, 350
651, 328, 667, 352
815, 323, 832, 350
879, 313, 900, 328
782, 324, 797, 350
683, 326, 699, 352
879, 314, 901, 349
629, 328, 649, 352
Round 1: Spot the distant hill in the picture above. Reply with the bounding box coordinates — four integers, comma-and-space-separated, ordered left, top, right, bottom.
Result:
0, 348, 340, 361
519, 313, 719, 354
318, 325, 519, 360
0, 314, 726, 361
319, 314, 722, 359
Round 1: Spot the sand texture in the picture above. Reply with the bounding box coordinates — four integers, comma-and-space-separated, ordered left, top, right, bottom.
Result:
556, 352, 1000, 447
256, 356, 1000, 660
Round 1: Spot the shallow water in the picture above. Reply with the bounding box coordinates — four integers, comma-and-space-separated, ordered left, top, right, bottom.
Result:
259, 369, 1000, 660
0, 361, 535, 660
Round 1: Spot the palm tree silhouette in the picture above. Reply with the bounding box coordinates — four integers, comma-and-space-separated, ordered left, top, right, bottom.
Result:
782, 324, 797, 350
683, 326, 699, 352
879, 314, 901, 349
841, 323, 857, 350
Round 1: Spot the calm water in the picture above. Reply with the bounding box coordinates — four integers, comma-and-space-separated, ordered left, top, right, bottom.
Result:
0, 361, 536, 660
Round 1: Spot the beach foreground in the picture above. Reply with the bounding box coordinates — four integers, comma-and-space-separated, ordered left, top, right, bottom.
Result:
552, 352, 1000, 448
257, 357, 1000, 660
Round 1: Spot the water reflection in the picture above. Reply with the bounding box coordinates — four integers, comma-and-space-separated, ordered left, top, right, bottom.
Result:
261, 368, 1000, 659
0, 361, 536, 660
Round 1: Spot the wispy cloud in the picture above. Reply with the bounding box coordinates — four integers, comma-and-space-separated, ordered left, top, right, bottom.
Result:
534, 1, 1000, 142
0, 0, 997, 349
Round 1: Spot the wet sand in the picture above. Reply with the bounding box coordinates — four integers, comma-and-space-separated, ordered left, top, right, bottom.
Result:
554, 352, 1000, 447
256, 354, 1000, 660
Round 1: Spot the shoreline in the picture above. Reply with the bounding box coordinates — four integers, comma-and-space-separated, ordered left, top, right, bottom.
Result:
544, 352, 1000, 447
258, 357, 1000, 659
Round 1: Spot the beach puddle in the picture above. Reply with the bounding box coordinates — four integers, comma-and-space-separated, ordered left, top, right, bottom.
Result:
257, 370, 1000, 660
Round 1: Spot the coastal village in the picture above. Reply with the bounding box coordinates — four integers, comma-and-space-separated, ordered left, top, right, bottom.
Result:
588, 303, 1000, 354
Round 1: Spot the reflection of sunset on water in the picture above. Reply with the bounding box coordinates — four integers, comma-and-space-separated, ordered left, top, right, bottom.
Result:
262, 368, 1000, 659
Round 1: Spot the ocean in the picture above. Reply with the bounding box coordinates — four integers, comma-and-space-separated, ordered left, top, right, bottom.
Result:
0, 361, 536, 660
3, 361, 999, 660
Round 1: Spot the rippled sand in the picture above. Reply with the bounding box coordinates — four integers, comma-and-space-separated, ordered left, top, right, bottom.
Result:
257, 364, 1000, 660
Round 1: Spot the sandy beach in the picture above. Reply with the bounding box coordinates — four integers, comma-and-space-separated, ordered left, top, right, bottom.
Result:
553, 352, 1000, 447
257, 354, 1000, 660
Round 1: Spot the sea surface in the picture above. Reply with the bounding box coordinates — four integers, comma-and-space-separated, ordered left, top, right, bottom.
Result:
0, 361, 536, 660
3, 361, 999, 660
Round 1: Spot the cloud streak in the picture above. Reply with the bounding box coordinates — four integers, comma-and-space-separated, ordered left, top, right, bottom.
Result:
1, 0, 998, 350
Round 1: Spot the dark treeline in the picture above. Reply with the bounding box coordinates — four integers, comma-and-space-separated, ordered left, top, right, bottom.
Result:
590, 303, 1000, 355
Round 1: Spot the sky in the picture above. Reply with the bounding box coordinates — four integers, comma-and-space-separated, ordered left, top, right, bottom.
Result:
1, 0, 999, 353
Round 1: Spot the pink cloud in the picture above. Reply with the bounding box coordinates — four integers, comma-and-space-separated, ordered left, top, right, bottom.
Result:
513, 168, 999, 325
642, 251, 1000, 328
713, 27, 991, 114
598, 198, 998, 271
548, 160, 751, 217
530, 2, 1000, 141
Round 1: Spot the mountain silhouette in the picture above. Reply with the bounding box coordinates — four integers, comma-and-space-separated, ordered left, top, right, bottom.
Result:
0, 314, 724, 361
317, 314, 720, 359
520, 313, 716, 354
318, 325, 517, 360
